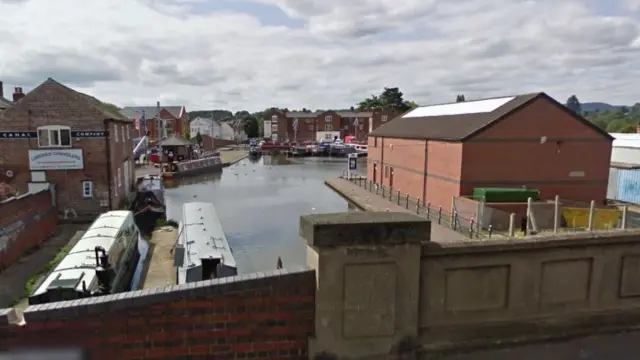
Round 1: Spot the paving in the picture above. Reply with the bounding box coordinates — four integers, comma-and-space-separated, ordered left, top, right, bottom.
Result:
325, 178, 468, 243
0, 224, 87, 309
139, 227, 177, 289
219, 149, 248, 165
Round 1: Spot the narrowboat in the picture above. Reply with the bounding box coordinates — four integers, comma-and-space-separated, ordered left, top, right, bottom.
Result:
249, 145, 262, 157
29, 211, 141, 305
173, 202, 237, 284
130, 175, 166, 236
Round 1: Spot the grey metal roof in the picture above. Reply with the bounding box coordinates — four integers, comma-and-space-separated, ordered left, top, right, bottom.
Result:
369, 92, 612, 141
176, 202, 237, 283
337, 111, 372, 117
286, 111, 318, 119
159, 134, 192, 147
120, 106, 184, 119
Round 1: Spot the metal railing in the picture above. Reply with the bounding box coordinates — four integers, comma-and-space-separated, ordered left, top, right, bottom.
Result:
341, 176, 491, 239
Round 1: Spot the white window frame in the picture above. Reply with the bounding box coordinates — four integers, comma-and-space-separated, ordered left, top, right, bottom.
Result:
325, 115, 332, 122
271, 115, 277, 121
381, 115, 388, 122
324, 124, 333, 131
272, 123, 278, 131
114, 124, 119, 142
125, 125, 129, 140
37, 125, 72, 148
82, 181, 93, 198
117, 167, 122, 188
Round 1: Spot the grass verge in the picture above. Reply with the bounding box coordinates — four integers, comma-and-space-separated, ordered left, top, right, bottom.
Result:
17, 245, 71, 303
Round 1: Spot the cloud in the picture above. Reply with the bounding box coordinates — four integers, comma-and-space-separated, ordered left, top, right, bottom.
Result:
0, 0, 639, 112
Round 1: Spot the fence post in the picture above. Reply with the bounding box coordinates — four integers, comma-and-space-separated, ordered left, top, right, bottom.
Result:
426, 202, 430, 219
416, 198, 420, 214
587, 200, 595, 231
553, 195, 560, 233
508, 213, 515, 237
397, 190, 401, 205
526, 197, 533, 234
438, 206, 442, 224
406, 193, 409, 209
469, 218, 475, 238
622, 206, 628, 229
389, 187, 393, 201
452, 211, 458, 230
488, 225, 493, 238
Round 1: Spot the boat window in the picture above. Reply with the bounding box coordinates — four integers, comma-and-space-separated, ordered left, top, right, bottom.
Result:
202, 258, 221, 279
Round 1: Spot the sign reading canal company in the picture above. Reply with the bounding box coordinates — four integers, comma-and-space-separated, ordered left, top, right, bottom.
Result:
28, 149, 84, 170
0, 131, 107, 139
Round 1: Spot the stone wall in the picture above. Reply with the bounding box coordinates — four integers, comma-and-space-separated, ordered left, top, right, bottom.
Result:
0, 267, 315, 359
301, 211, 640, 359
0, 189, 57, 271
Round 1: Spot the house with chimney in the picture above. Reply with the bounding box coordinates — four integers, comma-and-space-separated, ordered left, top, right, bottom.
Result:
120, 103, 188, 140
0, 78, 134, 216
0, 81, 13, 112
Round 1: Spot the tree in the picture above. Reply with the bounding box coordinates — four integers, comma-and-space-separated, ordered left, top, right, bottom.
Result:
456, 94, 465, 102
243, 116, 260, 138
356, 87, 415, 113
195, 132, 203, 147
566, 95, 581, 114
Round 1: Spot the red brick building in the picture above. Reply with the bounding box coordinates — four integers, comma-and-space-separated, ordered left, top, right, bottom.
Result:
264, 108, 396, 142
121, 104, 188, 140
0, 78, 134, 215
368, 92, 613, 212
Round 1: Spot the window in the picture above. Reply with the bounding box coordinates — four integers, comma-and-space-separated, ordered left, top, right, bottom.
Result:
308, 124, 314, 131
114, 124, 119, 142
325, 115, 332, 122
37, 125, 71, 148
272, 123, 278, 131
82, 181, 93, 198
381, 115, 388, 122
117, 167, 122, 188
124, 125, 129, 140
271, 115, 277, 121
374, 137, 378, 147
324, 124, 332, 131
359, 124, 364, 130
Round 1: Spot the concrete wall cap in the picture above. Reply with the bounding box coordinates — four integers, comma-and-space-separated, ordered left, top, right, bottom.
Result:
300, 212, 430, 247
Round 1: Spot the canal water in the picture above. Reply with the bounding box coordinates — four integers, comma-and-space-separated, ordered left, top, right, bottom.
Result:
157, 155, 362, 274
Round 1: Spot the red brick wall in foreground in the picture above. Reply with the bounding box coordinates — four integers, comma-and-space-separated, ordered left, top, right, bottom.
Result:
0, 267, 315, 360
0, 189, 57, 271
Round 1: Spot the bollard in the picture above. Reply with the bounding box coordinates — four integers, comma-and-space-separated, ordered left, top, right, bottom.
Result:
382, 186, 385, 197
406, 193, 410, 209
389, 188, 393, 200
397, 190, 401, 205
426, 203, 430, 219
469, 218, 475, 238
452, 211, 458, 230
488, 225, 493, 238
438, 206, 442, 224
416, 198, 420, 214
622, 206, 628, 229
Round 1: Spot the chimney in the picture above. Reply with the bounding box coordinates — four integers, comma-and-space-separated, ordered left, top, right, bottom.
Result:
12, 87, 24, 102
157, 101, 160, 108
0, 81, 3, 99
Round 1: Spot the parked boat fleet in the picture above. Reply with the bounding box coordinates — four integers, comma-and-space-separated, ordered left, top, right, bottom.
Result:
251, 138, 368, 158
29, 178, 238, 305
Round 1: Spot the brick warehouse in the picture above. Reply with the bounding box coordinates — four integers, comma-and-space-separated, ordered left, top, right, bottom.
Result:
0, 78, 135, 216
367, 92, 613, 212
264, 108, 396, 142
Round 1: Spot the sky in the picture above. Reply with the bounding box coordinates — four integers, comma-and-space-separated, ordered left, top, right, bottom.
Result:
0, 0, 640, 112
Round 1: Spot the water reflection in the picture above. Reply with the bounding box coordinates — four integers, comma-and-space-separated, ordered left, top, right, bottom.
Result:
162, 155, 351, 274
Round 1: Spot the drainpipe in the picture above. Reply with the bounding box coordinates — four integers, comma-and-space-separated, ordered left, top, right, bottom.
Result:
422, 139, 427, 202
104, 118, 113, 210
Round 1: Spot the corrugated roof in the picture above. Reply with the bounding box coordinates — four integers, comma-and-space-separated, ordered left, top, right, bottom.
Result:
159, 133, 192, 146
369, 92, 612, 141
610, 133, 640, 149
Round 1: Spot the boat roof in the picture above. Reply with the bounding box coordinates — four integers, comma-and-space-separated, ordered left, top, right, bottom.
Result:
32, 211, 134, 296
178, 202, 236, 270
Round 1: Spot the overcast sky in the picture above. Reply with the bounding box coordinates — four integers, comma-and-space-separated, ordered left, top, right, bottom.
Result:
0, 0, 639, 111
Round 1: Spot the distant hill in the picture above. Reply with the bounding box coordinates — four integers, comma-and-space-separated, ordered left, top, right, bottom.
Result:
582, 102, 624, 112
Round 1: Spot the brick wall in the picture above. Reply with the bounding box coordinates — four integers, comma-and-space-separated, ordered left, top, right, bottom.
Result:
0, 267, 315, 359
200, 136, 236, 151
0, 189, 57, 270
